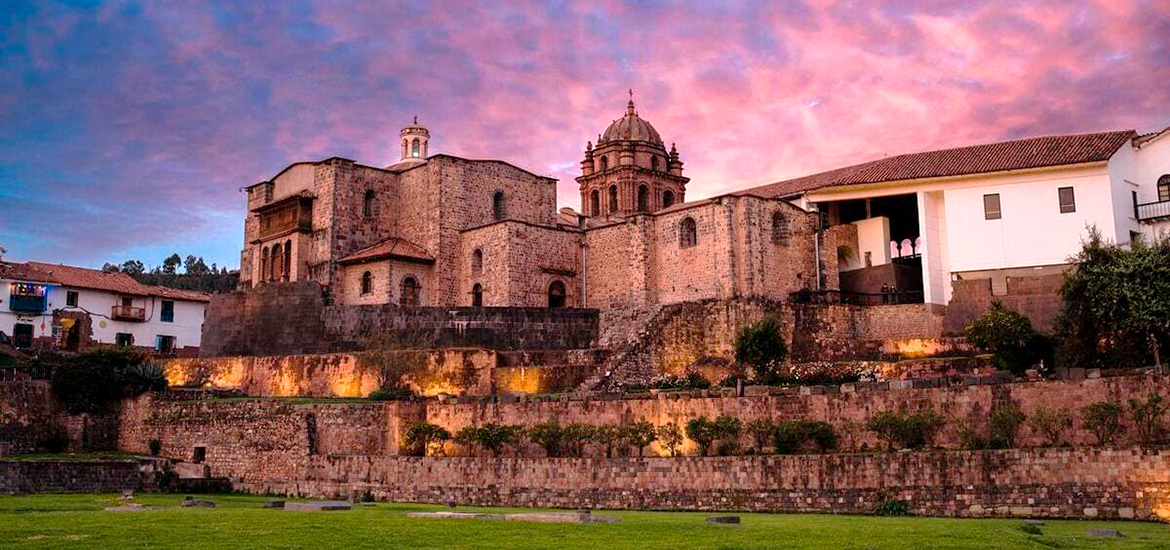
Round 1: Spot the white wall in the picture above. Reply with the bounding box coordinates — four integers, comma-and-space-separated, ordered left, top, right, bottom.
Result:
849, 216, 891, 270
942, 167, 1115, 272
0, 280, 206, 351
1117, 133, 1170, 241
918, 191, 949, 305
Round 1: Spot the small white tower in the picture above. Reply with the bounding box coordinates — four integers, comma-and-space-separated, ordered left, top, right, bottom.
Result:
400, 116, 430, 160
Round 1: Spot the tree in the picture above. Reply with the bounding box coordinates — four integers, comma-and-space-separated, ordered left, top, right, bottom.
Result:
1029, 406, 1073, 446
656, 423, 684, 457
184, 255, 209, 276
1128, 395, 1168, 446
120, 260, 145, 275
735, 315, 788, 384
1081, 401, 1123, 446
454, 424, 520, 457
161, 253, 182, 275
964, 302, 1049, 375
101, 263, 121, 273
621, 421, 658, 458
592, 424, 624, 457
746, 419, 775, 453
686, 416, 718, 456
1058, 229, 1170, 370
989, 403, 1026, 448
404, 422, 451, 457
561, 423, 595, 458
526, 420, 565, 457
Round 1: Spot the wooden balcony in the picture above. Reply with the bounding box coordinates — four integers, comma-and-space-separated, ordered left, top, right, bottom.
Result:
111, 305, 146, 322
1136, 199, 1170, 222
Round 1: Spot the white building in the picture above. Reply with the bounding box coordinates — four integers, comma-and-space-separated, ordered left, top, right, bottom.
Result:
747, 125, 1170, 332
0, 261, 210, 354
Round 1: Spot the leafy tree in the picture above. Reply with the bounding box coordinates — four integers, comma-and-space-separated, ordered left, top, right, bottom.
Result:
735, 315, 788, 384
454, 424, 520, 457
1058, 229, 1170, 370
101, 262, 121, 273
120, 260, 145, 275
46, 348, 162, 415
592, 424, 624, 457
712, 415, 743, 456
686, 416, 718, 456
1028, 406, 1073, 447
620, 421, 658, 458
404, 422, 451, 457
867, 409, 945, 451
161, 253, 182, 275
1081, 401, 1123, 446
964, 302, 1049, 375
657, 423, 684, 457
989, 403, 1026, 448
1128, 395, 1168, 446
746, 419, 775, 453
184, 255, 210, 276
561, 423, 595, 457
527, 421, 565, 457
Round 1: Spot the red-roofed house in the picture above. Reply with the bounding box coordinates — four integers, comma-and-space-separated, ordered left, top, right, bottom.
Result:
1, 260, 210, 354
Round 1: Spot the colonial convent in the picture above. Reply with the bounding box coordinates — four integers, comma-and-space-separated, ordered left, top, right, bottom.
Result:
239, 96, 1170, 333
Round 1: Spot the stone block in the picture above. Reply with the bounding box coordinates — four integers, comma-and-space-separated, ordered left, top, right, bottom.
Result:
180, 499, 216, 508
263, 499, 285, 508
706, 515, 741, 524
1086, 529, 1121, 538
174, 462, 210, 479
285, 500, 352, 512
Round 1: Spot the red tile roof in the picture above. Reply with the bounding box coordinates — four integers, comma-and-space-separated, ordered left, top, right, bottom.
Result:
743, 130, 1136, 198
2, 261, 211, 302
338, 237, 435, 265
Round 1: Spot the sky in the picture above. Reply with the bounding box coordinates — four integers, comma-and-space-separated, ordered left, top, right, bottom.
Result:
1, 0, 1168, 270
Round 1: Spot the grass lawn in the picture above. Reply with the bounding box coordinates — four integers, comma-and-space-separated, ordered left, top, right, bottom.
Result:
0, 494, 1167, 549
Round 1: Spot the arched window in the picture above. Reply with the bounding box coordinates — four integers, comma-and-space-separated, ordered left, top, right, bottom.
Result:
771, 212, 790, 245
471, 249, 483, 276
608, 185, 618, 213
283, 240, 292, 281
260, 246, 269, 282
360, 271, 373, 295
271, 244, 284, 282
600, 155, 608, 171
651, 156, 659, 171
493, 191, 506, 221
411, 138, 420, 158
590, 190, 601, 216
401, 139, 408, 158
679, 217, 697, 248
400, 277, 420, 306
472, 283, 483, 307
1160, 174, 1170, 202
637, 185, 649, 212
548, 280, 566, 308
663, 190, 675, 208
363, 190, 375, 218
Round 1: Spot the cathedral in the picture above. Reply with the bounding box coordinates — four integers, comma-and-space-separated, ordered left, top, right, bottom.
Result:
239, 96, 821, 319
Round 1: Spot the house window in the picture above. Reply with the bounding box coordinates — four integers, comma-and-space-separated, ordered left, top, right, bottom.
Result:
472, 283, 483, 307
493, 191, 506, 221
363, 190, 375, 218
156, 335, 176, 354
400, 277, 420, 307
608, 185, 618, 213
771, 212, 789, 245
590, 190, 600, 216
271, 244, 284, 282
13, 324, 33, 349
360, 271, 373, 295
637, 185, 649, 212
663, 190, 675, 208
115, 333, 133, 347
548, 281, 566, 308
471, 249, 483, 276
983, 193, 1001, 220
1058, 187, 1076, 213
192, 446, 206, 464
679, 217, 698, 248
1131, 231, 1143, 246
1159, 174, 1170, 202
66, 291, 79, 307
161, 300, 174, 323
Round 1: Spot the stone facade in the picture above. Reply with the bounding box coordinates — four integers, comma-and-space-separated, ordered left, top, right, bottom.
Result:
0, 459, 142, 495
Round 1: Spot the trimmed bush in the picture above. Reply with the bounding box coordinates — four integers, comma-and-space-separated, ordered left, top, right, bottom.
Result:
650, 372, 711, 391
368, 386, 412, 401
773, 421, 837, 455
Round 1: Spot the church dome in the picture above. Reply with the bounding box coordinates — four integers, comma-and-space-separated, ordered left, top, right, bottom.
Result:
601, 96, 663, 146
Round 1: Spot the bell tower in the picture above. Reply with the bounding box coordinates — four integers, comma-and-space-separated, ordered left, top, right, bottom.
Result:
577, 91, 688, 217
400, 116, 430, 161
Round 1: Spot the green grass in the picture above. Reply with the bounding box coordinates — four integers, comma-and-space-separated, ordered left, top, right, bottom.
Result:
0, 494, 1166, 549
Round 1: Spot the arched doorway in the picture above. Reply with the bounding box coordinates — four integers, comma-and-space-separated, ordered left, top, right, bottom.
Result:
548, 281, 566, 308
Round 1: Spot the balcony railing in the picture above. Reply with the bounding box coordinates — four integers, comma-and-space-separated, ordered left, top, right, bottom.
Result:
9, 295, 47, 313
1136, 200, 1170, 222
111, 305, 146, 322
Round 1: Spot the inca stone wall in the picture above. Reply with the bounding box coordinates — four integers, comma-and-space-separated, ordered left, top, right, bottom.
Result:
0, 381, 54, 455
240, 449, 1170, 521
944, 274, 1065, 335
0, 459, 142, 495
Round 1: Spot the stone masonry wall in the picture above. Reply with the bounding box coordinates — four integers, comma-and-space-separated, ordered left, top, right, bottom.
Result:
0, 459, 142, 495
944, 274, 1065, 335
239, 449, 1170, 521
0, 381, 54, 455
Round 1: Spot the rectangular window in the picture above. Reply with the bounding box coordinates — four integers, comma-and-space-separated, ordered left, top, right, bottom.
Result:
66, 291, 79, 307
1058, 187, 1076, 213
983, 193, 1001, 220
156, 335, 176, 354
13, 324, 34, 349
115, 333, 133, 347
161, 300, 174, 323
1131, 231, 1142, 246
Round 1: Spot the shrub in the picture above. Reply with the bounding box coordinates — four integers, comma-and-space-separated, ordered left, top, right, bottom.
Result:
592, 424, 624, 458
656, 423, 684, 457
955, 420, 987, 450
561, 423, 595, 458
867, 410, 945, 451
621, 422, 658, 458
1028, 406, 1073, 447
685, 416, 718, 456
735, 315, 788, 384
651, 372, 711, 391
964, 302, 1049, 375
454, 424, 520, 457
1128, 395, 1168, 446
122, 363, 167, 396
368, 386, 412, 401
804, 421, 838, 453
1081, 401, 1123, 446
712, 415, 743, 455
526, 421, 566, 457
873, 499, 911, 516
746, 419, 775, 453
49, 348, 161, 414
149, 438, 162, 457
773, 421, 837, 454
404, 422, 451, 457
989, 403, 1026, 449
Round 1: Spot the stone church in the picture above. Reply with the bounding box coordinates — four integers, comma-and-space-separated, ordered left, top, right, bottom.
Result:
239, 97, 823, 319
